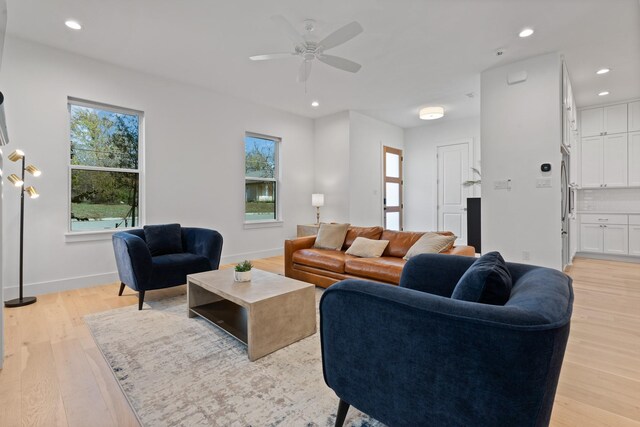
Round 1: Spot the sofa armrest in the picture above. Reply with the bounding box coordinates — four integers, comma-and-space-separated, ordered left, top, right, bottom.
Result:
112, 232, 153, 291
182, 228, 223, 269
320, 279, 571, 427
442, 245, 476, 256
399, 253, 476, 297
284, 235, 317, 277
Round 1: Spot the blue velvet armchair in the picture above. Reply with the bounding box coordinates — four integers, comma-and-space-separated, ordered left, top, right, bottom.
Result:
112, 226, 223, 310
320, 253, 573, 427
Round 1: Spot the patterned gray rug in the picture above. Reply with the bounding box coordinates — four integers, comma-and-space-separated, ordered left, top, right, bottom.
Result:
84, 290, 383, 427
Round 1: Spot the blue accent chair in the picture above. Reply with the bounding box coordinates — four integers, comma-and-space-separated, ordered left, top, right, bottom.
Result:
320, 253, 573, 427
112, 227, 223, 310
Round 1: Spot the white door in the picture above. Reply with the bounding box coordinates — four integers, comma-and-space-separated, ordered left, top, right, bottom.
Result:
603, 133, 628, 187
383, 146, 403, 231
581, 136, 603, 188
628, 132, 640, 186
629, 101, 640, 132
581, 108, 603, 137
580, 224, 603, 252
603, 104, 628, 135
629, 225, 640, 256
603, 225, 628, 254
437, 142, 469, 244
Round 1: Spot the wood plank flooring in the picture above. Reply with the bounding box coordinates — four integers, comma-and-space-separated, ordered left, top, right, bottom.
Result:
0, 256, 638, 426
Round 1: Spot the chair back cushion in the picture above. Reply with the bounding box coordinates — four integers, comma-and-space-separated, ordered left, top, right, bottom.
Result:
451, 251, 512, 305
143, 223, 183, 256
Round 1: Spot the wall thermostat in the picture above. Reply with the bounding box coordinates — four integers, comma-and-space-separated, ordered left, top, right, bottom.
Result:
541, 163, 551, 172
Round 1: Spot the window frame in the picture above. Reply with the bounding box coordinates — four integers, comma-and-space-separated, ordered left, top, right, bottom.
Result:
67, 97, 145, 235
243, 132, 281, 225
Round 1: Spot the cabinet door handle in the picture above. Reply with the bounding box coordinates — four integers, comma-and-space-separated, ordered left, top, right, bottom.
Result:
598, 218, 609, 221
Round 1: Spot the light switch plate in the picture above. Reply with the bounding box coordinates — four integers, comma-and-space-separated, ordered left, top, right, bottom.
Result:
536, 178, 552, 188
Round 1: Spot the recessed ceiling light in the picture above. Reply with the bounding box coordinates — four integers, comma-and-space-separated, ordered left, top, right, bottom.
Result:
598, 91, 610, 96
596, 68, 610, 75
65, 20, 82, 30
519, 28, 534, 38
311, 101, 319, 107
419, 106, 444, 120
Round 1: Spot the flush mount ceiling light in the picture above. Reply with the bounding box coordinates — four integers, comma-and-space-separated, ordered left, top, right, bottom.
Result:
598, 91, 610, 96
519, 28, 534, 38
65, 20, 82, 30
311, 101, 319, 107
419, 106, 444, 120
596, 68, 610, 75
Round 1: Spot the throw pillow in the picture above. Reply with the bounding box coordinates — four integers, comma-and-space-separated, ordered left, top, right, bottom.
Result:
451, 251, 512, 305
403, 232, 457, 260
345, 237, 389, 258
143, 223, 183, 256
314, 223, 350, 251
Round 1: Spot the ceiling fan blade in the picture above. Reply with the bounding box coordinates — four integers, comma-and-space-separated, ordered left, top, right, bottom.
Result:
250, 53, 295, 61
317, 54, 361, 73
271, 15, 305, 45
297, 60, 312, 83
318, 21, 363, 50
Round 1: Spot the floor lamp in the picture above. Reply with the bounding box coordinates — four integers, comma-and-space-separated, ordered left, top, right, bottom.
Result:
4, 149, 41, 308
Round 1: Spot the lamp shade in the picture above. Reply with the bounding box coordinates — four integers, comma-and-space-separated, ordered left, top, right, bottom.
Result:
7, 173, 23, 187
312, 193, 325, 207
25, 165, 41, 177
25, 186, 39, 198
419, 106, 444, 120
8, 149, 25, 162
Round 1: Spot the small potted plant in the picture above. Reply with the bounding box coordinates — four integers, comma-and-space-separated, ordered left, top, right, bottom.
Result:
234, 260, 253, 282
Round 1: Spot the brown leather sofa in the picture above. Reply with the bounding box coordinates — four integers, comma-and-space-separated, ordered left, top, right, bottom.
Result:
284, 226, 475, 288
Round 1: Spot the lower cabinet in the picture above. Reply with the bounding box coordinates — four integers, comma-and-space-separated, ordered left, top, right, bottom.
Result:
579, 214, 633, 255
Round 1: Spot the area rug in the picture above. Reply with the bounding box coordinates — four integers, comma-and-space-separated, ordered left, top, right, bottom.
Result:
84, 290, 383, 427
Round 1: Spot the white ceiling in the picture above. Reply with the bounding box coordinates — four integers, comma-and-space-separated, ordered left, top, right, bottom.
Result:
5, 0, 640, 128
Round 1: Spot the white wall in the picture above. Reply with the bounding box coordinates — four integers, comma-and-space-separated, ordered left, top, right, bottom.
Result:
349, 111, 403, 226
481, 52, 563, 270
313, 111, 350, 223
404, 116, 481, 232
0, 37, 315, 298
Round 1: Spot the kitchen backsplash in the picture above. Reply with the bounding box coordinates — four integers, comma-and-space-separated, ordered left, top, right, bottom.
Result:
577, 188, 640, 213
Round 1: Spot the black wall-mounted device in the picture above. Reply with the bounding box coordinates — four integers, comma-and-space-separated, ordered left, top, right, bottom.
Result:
541, 163, 551, 172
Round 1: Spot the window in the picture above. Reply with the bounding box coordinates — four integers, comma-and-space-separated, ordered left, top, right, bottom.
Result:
244, 133, 279, 222
68, 99, 142, 232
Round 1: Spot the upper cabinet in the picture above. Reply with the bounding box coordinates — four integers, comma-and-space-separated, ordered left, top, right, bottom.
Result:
581, 104, 628, 137
629, 101, 640, 132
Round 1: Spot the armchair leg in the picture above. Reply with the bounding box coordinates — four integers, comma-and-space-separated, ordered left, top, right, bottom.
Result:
118, 282, 126, 296
335, 399, 350, 427
138, 290, 145, 310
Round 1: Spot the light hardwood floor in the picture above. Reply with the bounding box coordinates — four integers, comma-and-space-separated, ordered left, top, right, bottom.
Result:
0, 256, 638, 426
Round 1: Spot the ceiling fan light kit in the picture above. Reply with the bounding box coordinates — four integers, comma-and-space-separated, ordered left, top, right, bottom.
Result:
250, 16, 364, 83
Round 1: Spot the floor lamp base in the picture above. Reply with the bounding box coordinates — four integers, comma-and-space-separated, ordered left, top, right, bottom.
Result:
4, 296, 37, 307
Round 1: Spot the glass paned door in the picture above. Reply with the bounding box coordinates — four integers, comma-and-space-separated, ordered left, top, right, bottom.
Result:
383, 146, 403, 230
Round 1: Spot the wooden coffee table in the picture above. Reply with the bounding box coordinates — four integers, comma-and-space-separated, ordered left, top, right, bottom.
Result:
187, 268, 316, 361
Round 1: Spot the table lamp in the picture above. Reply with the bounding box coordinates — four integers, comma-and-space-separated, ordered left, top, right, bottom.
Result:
312, 193, 324, 225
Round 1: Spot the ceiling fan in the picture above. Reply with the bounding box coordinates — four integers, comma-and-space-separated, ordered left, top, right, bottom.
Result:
250, 16, 364, 83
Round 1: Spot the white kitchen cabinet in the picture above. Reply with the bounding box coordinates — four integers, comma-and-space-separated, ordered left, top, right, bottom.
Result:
629, 132, 640, 186
628, 101, 640, 132
629, 224, 640, 256
580, 224, 604, 252
603, 134, 628, 187
602, 224, 629, 254
580, 104, 628, 137
581, 136, 603, 187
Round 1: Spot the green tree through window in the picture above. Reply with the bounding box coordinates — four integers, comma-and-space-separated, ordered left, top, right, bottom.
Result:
245, 135, 278, 221
69, 101, 142, 231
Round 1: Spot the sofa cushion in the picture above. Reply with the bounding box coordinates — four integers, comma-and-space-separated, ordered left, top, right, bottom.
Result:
404, 232, 457, 260
451, 251, 512, 305
345, 257, 407, 284
144, 223, 183, 256
342, 226, 384, 250
314, 223, 350, 250
380, 230, 425, 258
345, 237, 389, 258
149, 253, 211, 290
293, 248, 354, 274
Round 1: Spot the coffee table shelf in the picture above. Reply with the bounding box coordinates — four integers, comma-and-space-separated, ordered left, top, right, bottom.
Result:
190, 300, 248, 344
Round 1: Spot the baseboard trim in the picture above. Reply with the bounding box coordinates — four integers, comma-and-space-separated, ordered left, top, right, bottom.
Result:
3, 247, 285, 298
3, 271, 120, 299
575, 252, 640, 264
